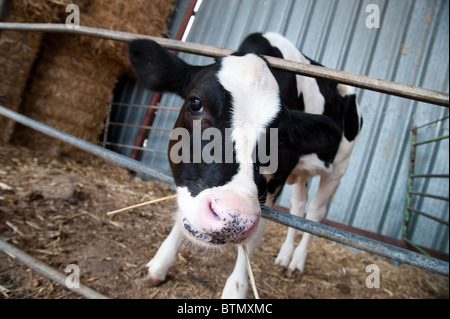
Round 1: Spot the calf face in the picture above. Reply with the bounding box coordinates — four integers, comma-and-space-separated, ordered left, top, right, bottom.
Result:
128, 38, 341, 246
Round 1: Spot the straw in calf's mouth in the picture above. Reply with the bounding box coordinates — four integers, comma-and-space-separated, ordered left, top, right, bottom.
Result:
241, 244, 259, 299
106, 194, 178, 216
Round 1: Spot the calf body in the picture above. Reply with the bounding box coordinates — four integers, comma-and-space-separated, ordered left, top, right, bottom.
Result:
128, 32, 362, 298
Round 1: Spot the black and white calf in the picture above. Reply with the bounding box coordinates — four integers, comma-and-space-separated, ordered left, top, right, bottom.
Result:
128, 32, 362, 298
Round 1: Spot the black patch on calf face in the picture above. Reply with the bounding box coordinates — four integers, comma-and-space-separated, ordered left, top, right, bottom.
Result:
169, 64, 240, 197
174, 161, 240, 198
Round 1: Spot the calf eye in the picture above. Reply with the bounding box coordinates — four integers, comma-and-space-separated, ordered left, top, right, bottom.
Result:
188, 98, 203, 113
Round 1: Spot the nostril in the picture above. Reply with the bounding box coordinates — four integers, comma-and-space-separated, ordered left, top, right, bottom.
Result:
209, 201, 221, 220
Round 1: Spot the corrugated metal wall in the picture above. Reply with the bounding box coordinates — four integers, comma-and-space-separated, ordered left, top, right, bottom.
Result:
109, 0, 449, 253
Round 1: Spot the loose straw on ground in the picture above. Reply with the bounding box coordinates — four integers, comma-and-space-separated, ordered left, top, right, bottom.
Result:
242, 244, 259, 299
106, 194, 178, 216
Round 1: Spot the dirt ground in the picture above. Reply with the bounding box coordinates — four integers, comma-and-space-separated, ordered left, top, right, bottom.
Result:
0, 144, 448, 299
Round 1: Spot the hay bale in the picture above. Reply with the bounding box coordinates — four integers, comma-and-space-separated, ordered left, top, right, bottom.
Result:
80, 0, 175, 74
1, 1, 93, 145
15, 34, 122, 152
0, 0, 59, 145
4, 0, 60, 23
13, 0, 174, 153
0, 0, 92, 145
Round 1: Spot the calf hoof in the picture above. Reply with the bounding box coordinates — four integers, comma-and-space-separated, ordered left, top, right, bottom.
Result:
274, 255, 291, 269
286, 268, 303, 281
274, 244, 294, 268
135, 273, 165, 287
221, 277, 248, 299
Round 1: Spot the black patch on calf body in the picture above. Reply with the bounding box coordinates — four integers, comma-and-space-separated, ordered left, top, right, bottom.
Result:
238, 33, 300, 112
308, 59, 361, 142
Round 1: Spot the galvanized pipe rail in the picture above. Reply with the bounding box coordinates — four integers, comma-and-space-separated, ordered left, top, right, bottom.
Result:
0, 22, 448, 107
0, 105, 175, 187
0, 239, 109, 299
1, 105, 448, 276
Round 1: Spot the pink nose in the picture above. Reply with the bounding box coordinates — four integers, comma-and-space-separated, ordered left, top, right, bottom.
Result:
193, 193, 260, 244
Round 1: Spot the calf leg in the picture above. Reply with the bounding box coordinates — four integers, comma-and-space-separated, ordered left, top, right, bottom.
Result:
275, 175, 308, 268
287, 173, 341, 275
221, 218, 267, 298
143, 222, 182, 286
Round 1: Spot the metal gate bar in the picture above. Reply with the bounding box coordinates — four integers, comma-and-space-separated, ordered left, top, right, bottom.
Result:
1, 105, 448, 277
0, 239, 109, 299
0, 105, 175, 186
0, 23, 448, 107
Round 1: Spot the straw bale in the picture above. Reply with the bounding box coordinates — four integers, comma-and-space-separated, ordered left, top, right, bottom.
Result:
0, 30, 42, 143
0, 1, 96, 145
79, 0, 174, 74
0, 0, 65, 144
0, 30, 43, 61
6, 0, 60, 24
15, 34, 122, 153
10, 0, 174, 152
25, 109, 100, 145
26, 96, 108, 130
5, 0, 93, 24
27, 80, 112, 118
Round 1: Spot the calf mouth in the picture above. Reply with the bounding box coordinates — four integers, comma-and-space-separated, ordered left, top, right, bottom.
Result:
181, 213, 259, 245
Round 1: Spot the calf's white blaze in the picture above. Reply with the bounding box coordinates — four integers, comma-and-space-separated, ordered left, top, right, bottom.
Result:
176, 54, 281, 246
218, 54, 281, 185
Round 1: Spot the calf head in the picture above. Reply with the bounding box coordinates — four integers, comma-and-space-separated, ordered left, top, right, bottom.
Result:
129, 39, 341, 246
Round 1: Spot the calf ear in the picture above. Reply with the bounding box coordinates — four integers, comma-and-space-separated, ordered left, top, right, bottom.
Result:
128, 39, 200, 98
288, 110, 342, 156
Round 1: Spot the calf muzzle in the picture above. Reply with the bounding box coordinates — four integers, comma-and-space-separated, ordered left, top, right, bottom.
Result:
180, 192, 260, 245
